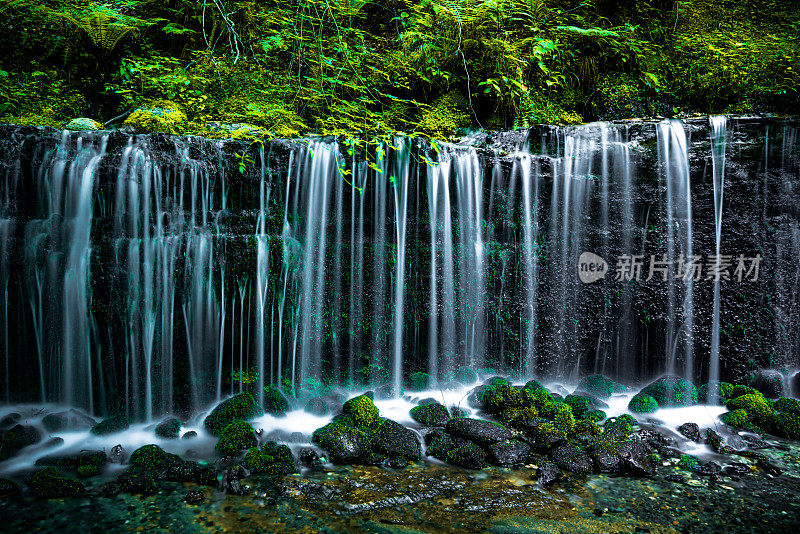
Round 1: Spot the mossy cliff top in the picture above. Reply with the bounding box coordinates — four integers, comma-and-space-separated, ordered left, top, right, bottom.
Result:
0, 0, 797, 140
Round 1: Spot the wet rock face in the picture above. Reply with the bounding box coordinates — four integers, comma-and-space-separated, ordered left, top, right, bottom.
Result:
154, 417, 181, 439
222, 465, 250, 495
90, 415, 130, 436
749, 370, 785, 398
537, 461, 563, 486
370, 419, 422, 461
550, 445, 593, 475
487, 440, 535, 467
0, 424, 41, 454
445, 418, 514, 446
312, 423, 375, 465
678, 422, 701, 441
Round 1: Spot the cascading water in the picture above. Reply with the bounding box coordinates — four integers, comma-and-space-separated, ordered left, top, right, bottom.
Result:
708, 115, 727, 396
0, 118, 797, 419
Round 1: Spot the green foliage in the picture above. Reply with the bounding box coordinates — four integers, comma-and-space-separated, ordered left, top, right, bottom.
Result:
678, 454, 701, 472
640, 377, 698, 407
124, 99, 187, 134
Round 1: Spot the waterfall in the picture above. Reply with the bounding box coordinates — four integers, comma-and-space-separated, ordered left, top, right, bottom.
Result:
0, 119, 796, 418
658, 120, 694, 381
708, 116, 727, 396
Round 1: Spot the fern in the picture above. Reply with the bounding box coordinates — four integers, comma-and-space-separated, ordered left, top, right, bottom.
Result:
49, 8, 153, 54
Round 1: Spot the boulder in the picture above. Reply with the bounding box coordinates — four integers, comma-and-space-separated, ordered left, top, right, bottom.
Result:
1, 424, 41, 452
299, 448, 325, 469
215, 421, 258, 456
154, 417, 181, 439
203, 392, 263, 436
342, 395, 380, 427
28, 467, 86, 498
406, 372, 433, 392
564, 394, 609, 419
410, 402, 451, 427
304, 397, 330, 416
221, 465, 249, 495
550, 445, 593, 475
537, 461, 562, 486
748, 370, 785, 398
677, 422, 701, 442
617, 441, 657, 476
445, 443, 486, 469
370, 419, 422, 461
575, 375, 615, 399
263, 386, 290, 416
244, 441, 296, 476
0, 413, 20, 430
123, 100, 187, 134
640, 376, 698, 407
65, 118, 103, 131
445, 417, 513, 445
42, 410, 96, 432
90, 415, 129, 436
35, 450, 107, 469
628, 394, 659, 413
487, 439, 534, 467
312, 421, 375, 465
589, 441, 622, 474
454, 366, 479, 385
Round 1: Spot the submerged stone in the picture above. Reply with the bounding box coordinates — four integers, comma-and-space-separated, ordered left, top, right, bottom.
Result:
0, 477, 20, 497
42, 410, 96, 432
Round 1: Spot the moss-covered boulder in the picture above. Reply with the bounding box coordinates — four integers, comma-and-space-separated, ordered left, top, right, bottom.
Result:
563, 394, 608, 419
244, 441, 296, 476
640, 377, 698, 407
478, 379, 534, 414
263, 386, 290, 416
445, 417, 513, 446
370, 419, 422, 461
773, 397, 800, 415
123, 100, 187, 134
454, 366, 479, 385
586, 410, 607, 422
406, 372, 433, 391
445, 443, 486, 469
628, 394, 659, 413
588, 441, 622, 474
727, 393, 774, 424
575, 374, 615, 399
215, 421, 258, 456
342, 395, 379, 428
65, 118, 103, 131
90, 414, 129, 436
28, 467, 85, 498
720, 409, 750, 429
0, 424, 41, 452
311, 421, 374, 465
410, 402, 451, 427
550, 444, 593, 475
203, 392, 263, 436
35, 450, 107, 470
116, 466, 159, 495
770, 412, 800, 440
129, 444, 172, 471
154, 417, 181, 439
603, 416, 634, 441
678, 454, 701, 472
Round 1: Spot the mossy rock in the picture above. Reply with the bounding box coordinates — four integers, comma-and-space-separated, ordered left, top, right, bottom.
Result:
640, 377, 698, 407
563, 394, 607, 419
539, 401, 572, 420
726, 393, 774, 424
480, 380, 534, 414
76, 464, 100, 478
586, 410, 607, 422
698, 381, 734, 404
410, 402, 451, 427
342, 395, 379, 428
129, 444, 172, 471
154, 417, 181, 439
370, 418, 422, 461
406, 372, 433, 392
0, 424, 41, 451
773, 397, 800, 415
445, 443, 486, 469
90, 415, 129, 436
244, 442, 296, 476
454, 366, 479, 385
575, 375, 614, 399
678, 454, 701, 472
64, 118, 103, 131
116, 465, 158, 495
215, 421, 258, 456
628, 394, 659, 413
123, 100, 187, 134
603, 417, 634, 440
203, 392, 263, 437
28, 467, 85, 498
769, 412, 800, 440
720, 409, 749, 428
574, 419, 601, 437
311, 421, 374, 465
499, 405, 538, 430
263, 386, 290, 416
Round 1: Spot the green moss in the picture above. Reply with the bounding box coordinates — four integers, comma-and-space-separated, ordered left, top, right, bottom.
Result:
576, 375, 614, 399
90, 415, 129, 436
628, 394, 659, 413
263, 386, 290, 416
499, 406, 538, 429
65, 118, 103, 131
215, 421, 258, 456
773, 397, 800, 415
727, 393, 774, 424
678, 454, 701, 472
417, 90, 472, 140
342, 395, 379, 428
586, 410, 607, 422
28, 467, 85, 498
123, 100, 187, 134
698, 381, 734, 404
480, 380, 534, 414
406, 372, 432, 392
603, 417, 633, 440
574, 419, 601, 437
445, 443, 487, 469
769, 412, 800, 440
203, 392, 263, 436
729, 385, 760, 399
720, 409, 749, 428
640, 377, 698, 407
76, 464, 100, 478
129, 444, 171, 471
539, 401, 572, 420
563, 395, 595, 419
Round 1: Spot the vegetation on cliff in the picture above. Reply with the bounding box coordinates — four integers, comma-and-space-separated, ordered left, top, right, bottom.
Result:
0, 0, 798, 139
